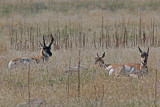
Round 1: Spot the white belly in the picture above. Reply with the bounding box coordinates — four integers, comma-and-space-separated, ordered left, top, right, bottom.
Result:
124, 65, 134, 73
22, 58, 32, 63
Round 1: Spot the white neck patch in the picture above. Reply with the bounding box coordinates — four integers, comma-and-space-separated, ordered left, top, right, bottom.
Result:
43, 51, 50, 57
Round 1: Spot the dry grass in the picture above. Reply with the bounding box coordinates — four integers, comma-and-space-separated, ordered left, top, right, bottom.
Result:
1, 48, 160, 106
1, 0, 160, 106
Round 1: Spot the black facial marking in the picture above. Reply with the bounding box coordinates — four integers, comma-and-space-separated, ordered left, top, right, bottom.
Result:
95, 56, 104, 67
43, 46, 52, 56
141, 52, 148, 58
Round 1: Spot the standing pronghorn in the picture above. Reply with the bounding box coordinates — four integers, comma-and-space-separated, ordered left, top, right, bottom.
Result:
8, 34, 54, 68
95, 47, 149, 78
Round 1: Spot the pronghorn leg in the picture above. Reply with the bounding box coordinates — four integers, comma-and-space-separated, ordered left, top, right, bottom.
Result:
114, 66, 126, 77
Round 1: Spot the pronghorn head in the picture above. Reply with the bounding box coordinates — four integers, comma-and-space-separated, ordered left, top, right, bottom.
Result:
95, 52, 105, 67
40, 34, 54, 57
138, 46, 149, 67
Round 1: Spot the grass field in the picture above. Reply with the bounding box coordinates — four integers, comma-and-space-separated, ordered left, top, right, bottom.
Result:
0, 0, 160, 106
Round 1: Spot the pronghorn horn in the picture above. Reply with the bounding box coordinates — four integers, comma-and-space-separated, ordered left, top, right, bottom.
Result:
48, 34, 54, 47
39, 41, 43, 48
147, 47, 149, 54
138, 46, 142, 53
101, 52, 105, 58
43, 35, 46, 47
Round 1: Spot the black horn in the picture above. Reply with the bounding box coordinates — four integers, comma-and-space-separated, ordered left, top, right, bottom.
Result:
138, 46, 142, 53
43, 35, 46, 47
101, 52, 105, 58
48, 34, 54, 48
147, 47, 149, 54
39, 41, 43, 48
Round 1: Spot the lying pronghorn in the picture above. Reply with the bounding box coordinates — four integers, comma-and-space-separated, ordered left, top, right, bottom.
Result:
95, 47, 149, 78
8, 34, 54, 68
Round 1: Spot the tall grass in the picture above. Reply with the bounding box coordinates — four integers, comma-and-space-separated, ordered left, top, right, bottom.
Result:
8, 14, 160, 51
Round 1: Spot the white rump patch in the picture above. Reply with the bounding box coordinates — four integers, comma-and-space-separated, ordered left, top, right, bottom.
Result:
105, 65, 114, 76
8, 61, 15, 68
109, 68, 114, 76
106, 65, 112, 70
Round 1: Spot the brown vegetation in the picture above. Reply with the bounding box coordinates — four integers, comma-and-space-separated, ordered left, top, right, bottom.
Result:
0, 0, 160, 106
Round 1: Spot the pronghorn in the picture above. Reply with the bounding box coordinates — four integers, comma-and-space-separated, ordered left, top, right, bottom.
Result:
95, 47, 149, 78
8, 34, 54, 68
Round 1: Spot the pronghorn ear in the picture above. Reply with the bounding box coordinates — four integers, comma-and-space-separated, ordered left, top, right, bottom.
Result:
138, 46, 142, 53
147, 47, 149, 54
101, 52, 105, 58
